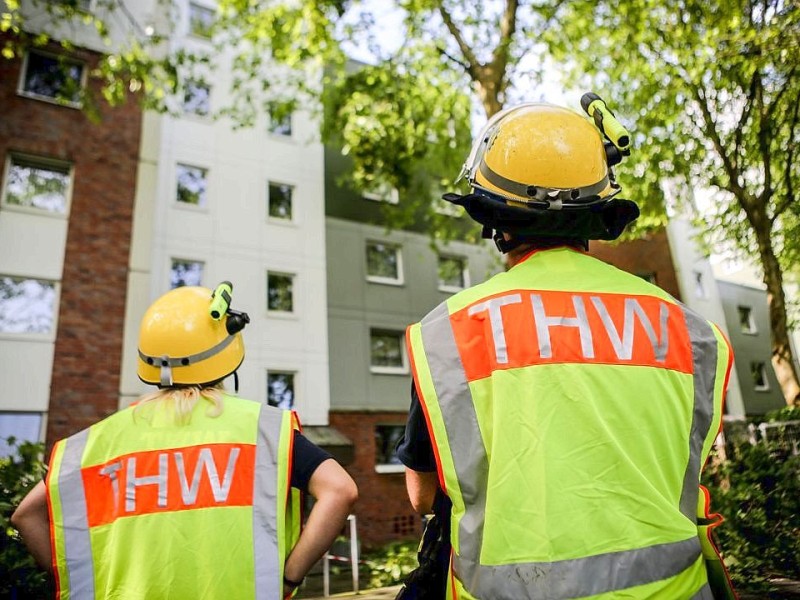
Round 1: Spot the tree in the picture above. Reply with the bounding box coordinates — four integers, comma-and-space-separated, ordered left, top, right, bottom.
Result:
543, 0, 800, 406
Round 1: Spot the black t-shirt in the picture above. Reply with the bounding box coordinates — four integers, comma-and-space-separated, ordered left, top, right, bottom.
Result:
292, 430, 334, 492
394, 382, 437, 472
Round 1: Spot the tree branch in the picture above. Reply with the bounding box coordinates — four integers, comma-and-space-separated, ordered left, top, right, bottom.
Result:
489, 0, 519, 96
438, 5, 481, 81
771, 92, 800, 221
434, 43, 470, 72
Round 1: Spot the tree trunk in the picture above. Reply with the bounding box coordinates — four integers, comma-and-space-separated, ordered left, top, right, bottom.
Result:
755, 223, 800, 406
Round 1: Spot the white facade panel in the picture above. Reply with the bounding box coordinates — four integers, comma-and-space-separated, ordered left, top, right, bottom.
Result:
0, 340, 54, 412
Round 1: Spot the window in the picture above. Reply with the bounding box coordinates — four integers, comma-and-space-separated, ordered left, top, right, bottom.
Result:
267, 371, 295, 409
693, 270, 706, 299
637, 272, 657, 285
438, 255, 469, 292
188, 2, 215, 38
363, 182, 399, 204
176, 164, 208, 207
268, 182, 293, 221
738, 305, 756, 334
374, 424, 405, 473
3, 155, 71, 214
751, 361, 769, 391
267, 272, 294, 313
170, 259, 203, 288
366, 242, 403, 285
268, 103, 293, 136
183, 80, 210, 116
0, 413, 43, 459
0, 276, 56, 334
20, 50, 84, 105
370, 329, 407, 374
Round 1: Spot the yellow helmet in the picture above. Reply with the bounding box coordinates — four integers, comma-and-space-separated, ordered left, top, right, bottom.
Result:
463, 103, 616, 208
444, 96, 639, 248
137, 283, 249, 387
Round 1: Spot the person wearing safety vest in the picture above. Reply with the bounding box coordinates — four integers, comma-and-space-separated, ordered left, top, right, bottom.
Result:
12, 282, 358, 599
396, 98, 737, 599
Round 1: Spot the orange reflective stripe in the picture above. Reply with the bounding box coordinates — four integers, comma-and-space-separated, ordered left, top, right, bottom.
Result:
82, 443, 256, 527
452, 289, 694, 381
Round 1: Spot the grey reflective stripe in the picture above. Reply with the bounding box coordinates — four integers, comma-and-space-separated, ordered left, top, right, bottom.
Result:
454, 537, 702, 599
252, 405, 284, 600
419, 295, 714, 598
57, 428, 95, 598
478, 159, 610, 204
679, 307, 719, 521
691, 582, 715, 599
138, 333, 237, 370
420, 303, 488, 564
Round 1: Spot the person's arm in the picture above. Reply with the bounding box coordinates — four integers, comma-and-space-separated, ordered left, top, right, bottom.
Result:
11, 480, 52, 571
405, 469, 439, 515
282, 458, 358, 598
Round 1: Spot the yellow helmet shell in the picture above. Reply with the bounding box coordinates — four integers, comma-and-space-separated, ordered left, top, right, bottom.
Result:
137, 286, 245, 387
467, 103, 613, 205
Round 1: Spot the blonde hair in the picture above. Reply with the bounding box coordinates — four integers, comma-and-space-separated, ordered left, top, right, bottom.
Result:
133, 384, 227, 425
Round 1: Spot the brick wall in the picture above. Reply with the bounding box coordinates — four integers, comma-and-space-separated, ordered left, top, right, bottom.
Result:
329, 411, 423, 550
589, 229, 681, 300
0, 38, 143, 445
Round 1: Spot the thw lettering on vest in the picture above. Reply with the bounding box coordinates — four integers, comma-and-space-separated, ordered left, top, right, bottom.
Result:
453, 290, 693, 382
82, 443, 256, 527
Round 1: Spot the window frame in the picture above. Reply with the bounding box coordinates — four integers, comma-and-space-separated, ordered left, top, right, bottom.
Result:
0, 275, 59, 340
363, 182, 399, 205
182, 79, 211, 117
266, 270, 295, 315
169, 258, 204, 289
369, 328, 408, 375
1, 153, 74, 217
174, 163, 209, 209
737, 305, 757, 335
188, 2, 216, 39
374, 423, 406, 473
437, 254, 470, 293
267, 181, 295, 223
365, 241, 404, 286
751, 361, 770, 392
266, 369, 297, 410
17, 49, 86, 107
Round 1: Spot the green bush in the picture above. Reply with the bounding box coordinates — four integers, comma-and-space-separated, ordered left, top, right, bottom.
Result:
0, 437, 51, 598
362, 540, 419, 589
702, 411, 800, 590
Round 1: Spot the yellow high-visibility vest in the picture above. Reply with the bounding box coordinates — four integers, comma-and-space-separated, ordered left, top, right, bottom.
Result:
407, 247, 733, 599
46, 395, 301, 599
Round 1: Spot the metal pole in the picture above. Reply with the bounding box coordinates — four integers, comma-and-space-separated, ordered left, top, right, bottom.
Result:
349, 514, 359, 593
323, 552, 330, 597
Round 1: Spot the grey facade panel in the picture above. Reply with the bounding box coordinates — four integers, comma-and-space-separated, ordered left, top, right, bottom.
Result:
716, 280, 785, 415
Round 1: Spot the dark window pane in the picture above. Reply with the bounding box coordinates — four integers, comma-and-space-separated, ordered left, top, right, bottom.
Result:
268, 104, 292, 136
176, 164, 208, 206
267, 372, 294, 409
438, 256, 466, 289
22, 52, 83, 103
267, 273, 293, 312
170, 260, 203, 288
375, 424, 404, 465
366, 243, 399, 280
268, 183, 293, 219
370, 330, 403, 368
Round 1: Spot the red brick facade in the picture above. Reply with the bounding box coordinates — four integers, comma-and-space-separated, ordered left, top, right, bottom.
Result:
0, 38, 142, 445
329, 411, 423, 549
589, 229, 681, 300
